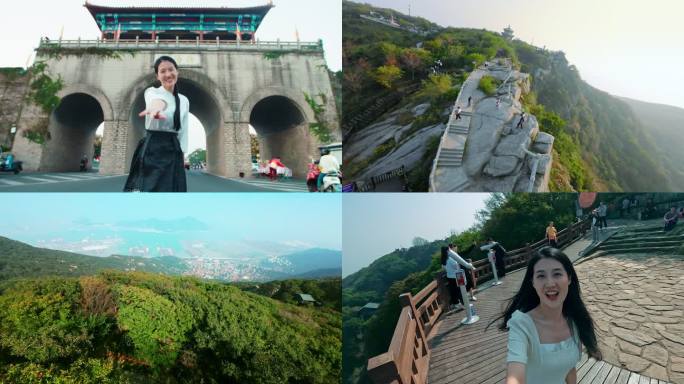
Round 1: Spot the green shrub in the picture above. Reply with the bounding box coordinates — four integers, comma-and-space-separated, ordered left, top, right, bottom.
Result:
478, 75, 498, 96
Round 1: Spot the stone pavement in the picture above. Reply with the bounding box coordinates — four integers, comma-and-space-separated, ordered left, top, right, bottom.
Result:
576, 253, 684, 383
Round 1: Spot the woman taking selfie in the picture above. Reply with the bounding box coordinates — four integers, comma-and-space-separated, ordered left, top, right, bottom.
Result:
493, 247, 601, 384
124, 55, 189, 192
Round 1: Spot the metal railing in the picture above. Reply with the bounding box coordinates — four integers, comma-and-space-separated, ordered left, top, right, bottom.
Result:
353, 165, 407, 192
37, 37, 323, 53
367, 217, 592, 384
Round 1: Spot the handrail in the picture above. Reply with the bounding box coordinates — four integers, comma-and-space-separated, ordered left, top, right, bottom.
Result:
353, 165, 406, 192
37, 38, 323, 53
367, 217, 592, 384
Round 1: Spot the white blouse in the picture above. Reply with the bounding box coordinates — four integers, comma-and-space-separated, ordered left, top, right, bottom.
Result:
144, 86, 189, 153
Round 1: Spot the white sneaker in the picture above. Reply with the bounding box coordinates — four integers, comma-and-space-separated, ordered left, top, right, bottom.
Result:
471, 296, 477, 301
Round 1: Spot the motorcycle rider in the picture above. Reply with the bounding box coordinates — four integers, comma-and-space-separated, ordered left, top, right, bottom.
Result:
317, 148, 340, 191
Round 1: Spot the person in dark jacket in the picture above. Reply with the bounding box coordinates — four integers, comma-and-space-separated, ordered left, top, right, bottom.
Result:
486, 238, 507, 277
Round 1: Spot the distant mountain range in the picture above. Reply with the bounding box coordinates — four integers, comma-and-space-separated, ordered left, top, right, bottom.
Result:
0, 236, 341, 282
619, 97, 684, 190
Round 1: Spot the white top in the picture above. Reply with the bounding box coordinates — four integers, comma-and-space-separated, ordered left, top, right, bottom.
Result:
144, 86, 190, 154
319, 154, 340, 173
445, 249, 473, 278
507, 310, 581, 384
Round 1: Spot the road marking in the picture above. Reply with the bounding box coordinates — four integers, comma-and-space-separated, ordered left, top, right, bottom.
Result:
21, 176, 55, 183
228, 178, 309, 192
0, 179, 25, 186
45, 175, 84, 181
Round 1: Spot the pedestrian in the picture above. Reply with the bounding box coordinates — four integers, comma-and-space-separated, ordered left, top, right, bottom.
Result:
306, 160, 320, 192
461, 241, 481, 294
484, 238, 507, 277
496, 96, 501, 109
546, 221, 558, 248
590, 209, 600, 243
448, 244, 476, 301
664, 207, 678, 231
621, 197, 630, 216
516, 112, 526, 129
124, 56, 189, 192
441, 246, 464, 310
493, 247, 602, 384
598, 201, 608, 229
455, 106, 462, 120
268, 156, 285, 181
468, 96, 472, 107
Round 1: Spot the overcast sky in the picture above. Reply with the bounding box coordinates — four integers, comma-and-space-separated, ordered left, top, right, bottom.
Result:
360, 0, 684, 109
343, 193, 489, 277
0, 0, 342, 154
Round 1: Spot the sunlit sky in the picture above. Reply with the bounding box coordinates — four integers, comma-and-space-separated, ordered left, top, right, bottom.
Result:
343, 193, 489, 277
0, 0, 342, 154
0, 193, 342, 252
361, 0, 684, 109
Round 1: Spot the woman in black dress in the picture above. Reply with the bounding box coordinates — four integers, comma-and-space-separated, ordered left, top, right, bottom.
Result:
124, 56, 189, 192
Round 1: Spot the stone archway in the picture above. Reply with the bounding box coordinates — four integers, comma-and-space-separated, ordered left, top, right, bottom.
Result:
241, 88, 318, 178
39, 84, 114, 172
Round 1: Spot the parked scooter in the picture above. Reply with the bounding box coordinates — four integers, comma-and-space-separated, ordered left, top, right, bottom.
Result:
320, 171, 342, 192
0, 154, 22, 174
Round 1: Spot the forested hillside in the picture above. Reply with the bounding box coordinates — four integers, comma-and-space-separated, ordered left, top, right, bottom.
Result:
0, 271, 341, 383
343, 0, 677, 191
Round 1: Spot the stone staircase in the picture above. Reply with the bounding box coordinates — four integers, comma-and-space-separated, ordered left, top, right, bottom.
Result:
587, 224, 684, 258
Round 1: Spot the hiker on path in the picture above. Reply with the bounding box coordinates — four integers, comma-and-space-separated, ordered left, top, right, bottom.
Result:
496, 96, 501, 109
598, 201, 608, 230
455, 106, 462, 120
516, 112, 526, 129
468, 96, 472, 107
483, 238, 507, 277
546, 221, 558, 248
664, 207, 679, 232
591, 209, 600, 243
494, 247, 602, 384
621, 197, 630, 217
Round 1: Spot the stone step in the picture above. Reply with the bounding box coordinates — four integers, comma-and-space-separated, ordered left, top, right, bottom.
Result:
609, 232, 684, 242
598, 241, 683, 252
602, 236, 684, 247
440, 148, 463, 155
592, 245, 680, 257
448, 126, 469, 134
437, 160, 462, 167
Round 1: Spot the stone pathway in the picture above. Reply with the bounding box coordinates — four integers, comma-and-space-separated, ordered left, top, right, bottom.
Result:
576, 254, 684, 383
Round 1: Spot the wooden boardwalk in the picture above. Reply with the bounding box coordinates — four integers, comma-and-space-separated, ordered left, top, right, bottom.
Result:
426, 238, 672, 384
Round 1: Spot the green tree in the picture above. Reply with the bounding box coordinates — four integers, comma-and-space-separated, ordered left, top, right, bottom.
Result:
373, 65, 403, 89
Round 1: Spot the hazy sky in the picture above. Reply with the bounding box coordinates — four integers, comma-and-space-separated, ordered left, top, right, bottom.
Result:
342, 193, 489, 277
360, 0, 684, 109
0, 0, 342, 154
0, 193, 342, 251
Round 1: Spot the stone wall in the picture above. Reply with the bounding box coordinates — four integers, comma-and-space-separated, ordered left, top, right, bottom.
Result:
7, 47, 340, 177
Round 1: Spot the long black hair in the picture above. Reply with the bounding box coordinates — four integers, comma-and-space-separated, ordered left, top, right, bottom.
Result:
491, 247, 602, 359
153, 55, 181, 132
440, 246, 449, 266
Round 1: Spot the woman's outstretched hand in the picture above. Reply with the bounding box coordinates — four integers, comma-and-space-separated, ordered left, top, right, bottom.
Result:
138, 109, 166, 120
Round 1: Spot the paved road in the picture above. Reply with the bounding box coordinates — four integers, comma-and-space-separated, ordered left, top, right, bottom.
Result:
0, 171, 311, 192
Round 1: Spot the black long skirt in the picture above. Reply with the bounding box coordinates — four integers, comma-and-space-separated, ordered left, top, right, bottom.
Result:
123, 131, 186, 192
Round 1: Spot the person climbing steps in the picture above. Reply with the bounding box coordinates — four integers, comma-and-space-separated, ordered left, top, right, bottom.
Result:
516, 112, 526, 129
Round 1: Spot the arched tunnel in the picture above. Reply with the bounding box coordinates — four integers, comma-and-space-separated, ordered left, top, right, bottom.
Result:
127, 78, 222, 174
41, 93, 103, 172
250, 95, 313, 178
